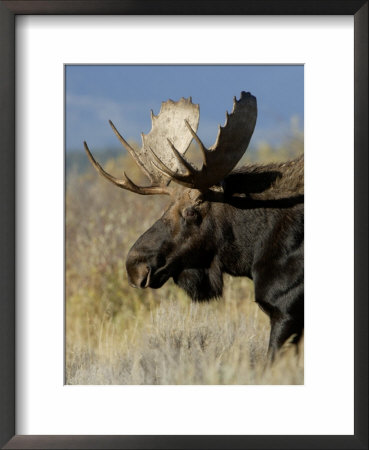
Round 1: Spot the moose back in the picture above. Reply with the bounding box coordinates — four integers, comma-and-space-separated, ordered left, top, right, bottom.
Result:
84, 92, 304, 360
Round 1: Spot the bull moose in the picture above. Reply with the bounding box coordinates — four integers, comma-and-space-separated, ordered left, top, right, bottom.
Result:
84, 92, 304, 360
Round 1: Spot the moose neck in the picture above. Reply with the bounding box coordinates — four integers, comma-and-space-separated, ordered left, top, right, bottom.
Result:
213, 196, 303, 280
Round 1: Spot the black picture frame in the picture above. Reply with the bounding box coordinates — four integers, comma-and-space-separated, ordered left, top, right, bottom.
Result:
0, 1, 367, 449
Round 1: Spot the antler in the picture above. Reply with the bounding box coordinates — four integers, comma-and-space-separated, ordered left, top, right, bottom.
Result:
85, 93, 256, 193
84, 141, 171, 195
84, 97, 200, 195
149, 91, 257, 190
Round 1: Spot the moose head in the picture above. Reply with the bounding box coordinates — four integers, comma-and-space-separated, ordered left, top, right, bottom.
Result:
85, 92, 257, 300
84, 92, 304, 359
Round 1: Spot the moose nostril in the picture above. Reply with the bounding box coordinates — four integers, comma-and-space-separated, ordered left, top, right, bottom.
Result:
126, 261, 152, 289
140, 268, 149, 288
138, 265, 151, 288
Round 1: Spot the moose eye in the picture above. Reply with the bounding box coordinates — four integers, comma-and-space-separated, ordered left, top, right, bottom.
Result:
183, 207, 197, 221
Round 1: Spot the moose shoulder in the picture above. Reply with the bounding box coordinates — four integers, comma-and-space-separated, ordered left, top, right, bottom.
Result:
84, 92, 304, 360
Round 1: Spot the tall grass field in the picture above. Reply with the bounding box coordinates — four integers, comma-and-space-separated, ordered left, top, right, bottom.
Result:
66, 135, 304, 384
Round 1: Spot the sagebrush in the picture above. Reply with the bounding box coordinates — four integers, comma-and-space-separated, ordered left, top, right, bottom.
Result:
66, 136, 304, 385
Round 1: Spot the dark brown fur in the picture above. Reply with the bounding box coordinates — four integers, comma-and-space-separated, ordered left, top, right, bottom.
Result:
126, 157, 304, 360
225, 155, 304, 200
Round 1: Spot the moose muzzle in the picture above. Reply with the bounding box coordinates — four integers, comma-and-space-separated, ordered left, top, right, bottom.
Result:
126, 261, 152, 288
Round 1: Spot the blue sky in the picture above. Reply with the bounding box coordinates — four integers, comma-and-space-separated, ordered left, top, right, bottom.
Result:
66, 65, 303, 152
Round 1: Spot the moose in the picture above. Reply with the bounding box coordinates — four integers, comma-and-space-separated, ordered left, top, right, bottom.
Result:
84, 92, 304, 360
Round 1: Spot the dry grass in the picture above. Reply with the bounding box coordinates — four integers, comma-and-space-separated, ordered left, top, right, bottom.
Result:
66, 139, 304, 385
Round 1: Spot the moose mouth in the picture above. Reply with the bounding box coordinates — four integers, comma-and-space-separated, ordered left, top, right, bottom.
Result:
145, 266, 171, 289
126, 257, 176, 290
144, 262, 190, 290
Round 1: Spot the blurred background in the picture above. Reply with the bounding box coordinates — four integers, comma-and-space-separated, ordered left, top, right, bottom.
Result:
66, 65, 303, 171
65, 65, 304, 385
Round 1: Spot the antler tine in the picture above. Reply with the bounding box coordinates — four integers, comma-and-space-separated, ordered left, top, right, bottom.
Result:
169, 91, 257, 190
166, 138, 197, 176
184, 119, 209, 167
84, 141, 171, 196
109, 120, 152, 181
149, 146, 193, 182
151, 161, 197, 187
